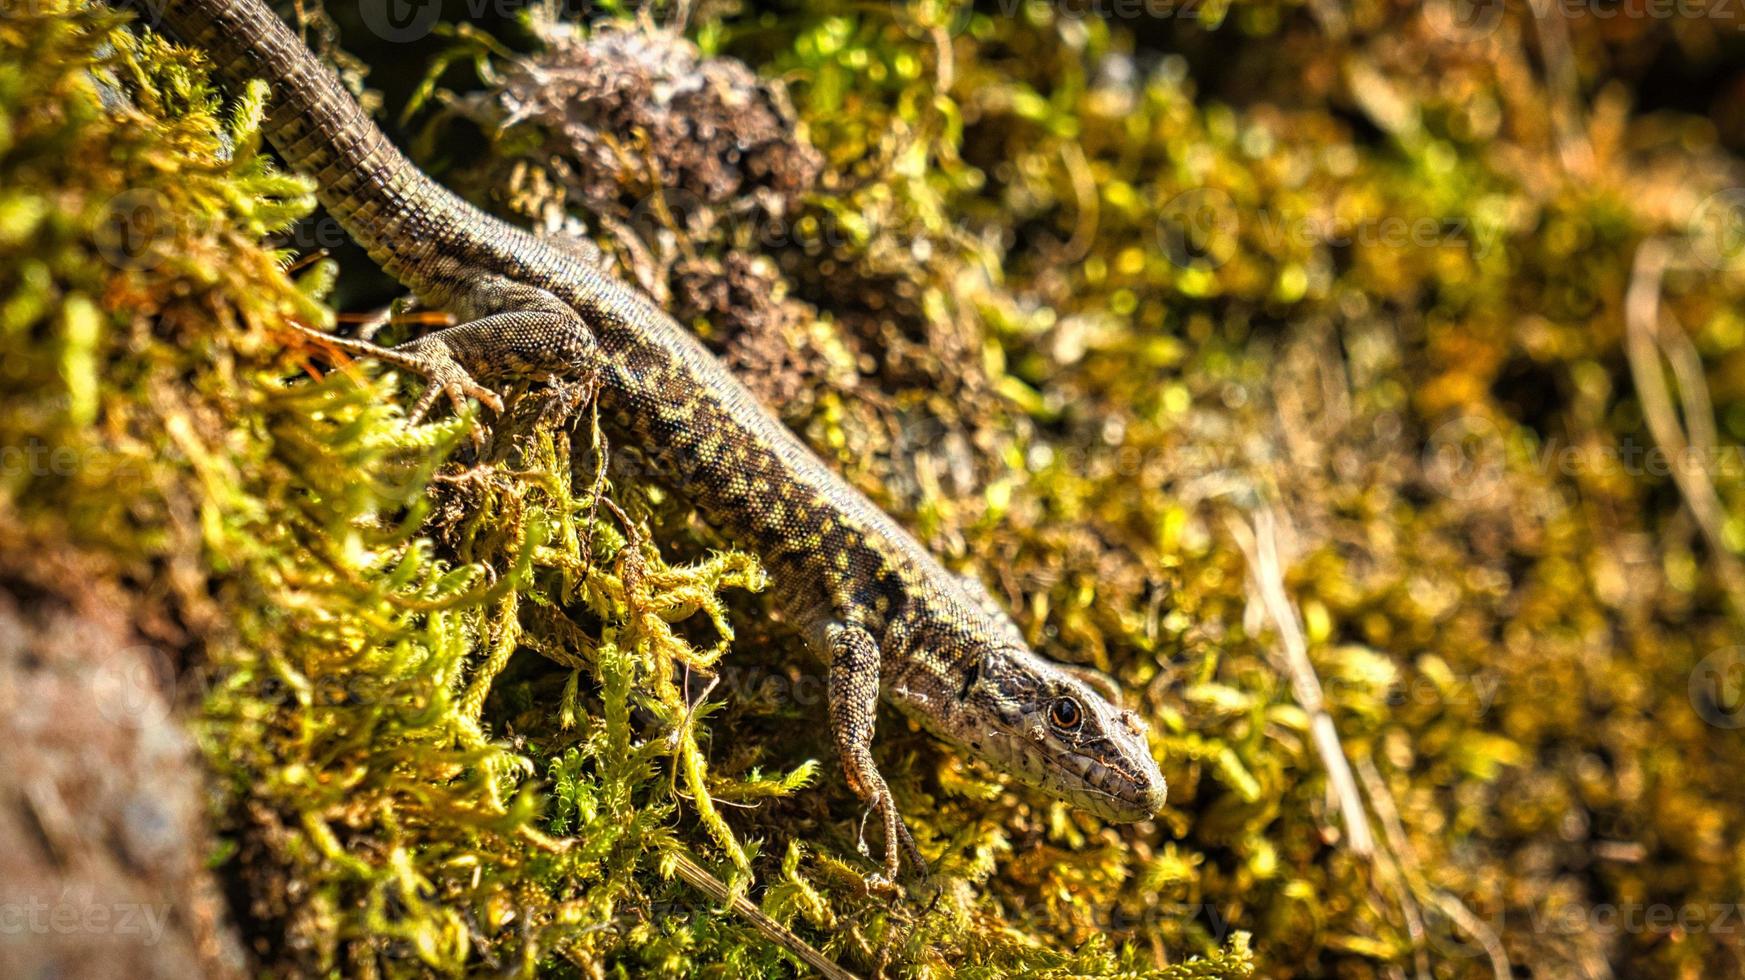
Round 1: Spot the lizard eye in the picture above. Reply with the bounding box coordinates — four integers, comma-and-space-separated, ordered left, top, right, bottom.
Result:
1048, 696, 1084, 733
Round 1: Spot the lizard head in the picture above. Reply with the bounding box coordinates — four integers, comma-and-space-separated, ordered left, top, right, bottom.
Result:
904, 643, 1168, 822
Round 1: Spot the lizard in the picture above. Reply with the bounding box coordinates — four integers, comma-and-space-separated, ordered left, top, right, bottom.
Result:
134, 0, 1168, 885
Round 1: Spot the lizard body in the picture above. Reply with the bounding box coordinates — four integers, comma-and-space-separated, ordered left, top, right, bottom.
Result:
145, 0, 1166, 882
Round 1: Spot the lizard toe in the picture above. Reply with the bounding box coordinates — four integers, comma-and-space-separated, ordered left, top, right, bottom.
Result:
395, 340, 504, 433
406, 382, 444, 426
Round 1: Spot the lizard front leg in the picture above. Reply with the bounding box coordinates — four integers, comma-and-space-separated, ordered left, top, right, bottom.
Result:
826, 622, 927, 886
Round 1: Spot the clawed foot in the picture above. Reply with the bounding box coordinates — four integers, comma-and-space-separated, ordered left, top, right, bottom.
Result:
294, 324, 504, 449
396, 338, 505, 431
855, 797, 930, 898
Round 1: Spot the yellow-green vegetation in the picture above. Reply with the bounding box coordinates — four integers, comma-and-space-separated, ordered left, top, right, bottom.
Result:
2, 0, 1742, 976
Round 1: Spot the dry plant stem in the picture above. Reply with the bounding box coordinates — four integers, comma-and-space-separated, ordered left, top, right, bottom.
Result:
1232, 507, 1511, 977
1526, 0, 1593, 175
1624, 239, 1745, 625
1057, 140, 1098, 264
1357, 758, 1512, 980
1227, 505, 1375, 857
1304, 0, 1348, 39
666, 852, 861, 980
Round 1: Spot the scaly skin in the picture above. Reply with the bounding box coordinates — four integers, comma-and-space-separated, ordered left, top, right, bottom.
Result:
143, 0, 1167, 883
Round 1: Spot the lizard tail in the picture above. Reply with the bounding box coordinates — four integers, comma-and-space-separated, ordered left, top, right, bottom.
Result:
139, 0, 495, 303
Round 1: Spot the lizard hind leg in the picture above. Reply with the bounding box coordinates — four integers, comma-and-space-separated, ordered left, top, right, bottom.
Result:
826, 622, 928, 890
299, 278, 599, 436
394, 307, 598, 425
404, 277, 600, 420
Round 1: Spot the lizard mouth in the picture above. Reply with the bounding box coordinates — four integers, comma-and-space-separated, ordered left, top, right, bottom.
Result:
1058, 750, 1167, 822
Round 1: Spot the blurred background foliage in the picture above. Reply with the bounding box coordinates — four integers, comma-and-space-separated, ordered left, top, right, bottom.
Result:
2, 0, 1743, 976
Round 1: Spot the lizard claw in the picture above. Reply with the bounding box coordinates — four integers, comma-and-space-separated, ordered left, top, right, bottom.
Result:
855, 795, 927, 894
292, 323, 504, 446
393, 339, 505, 448
399, 339, 504, 423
